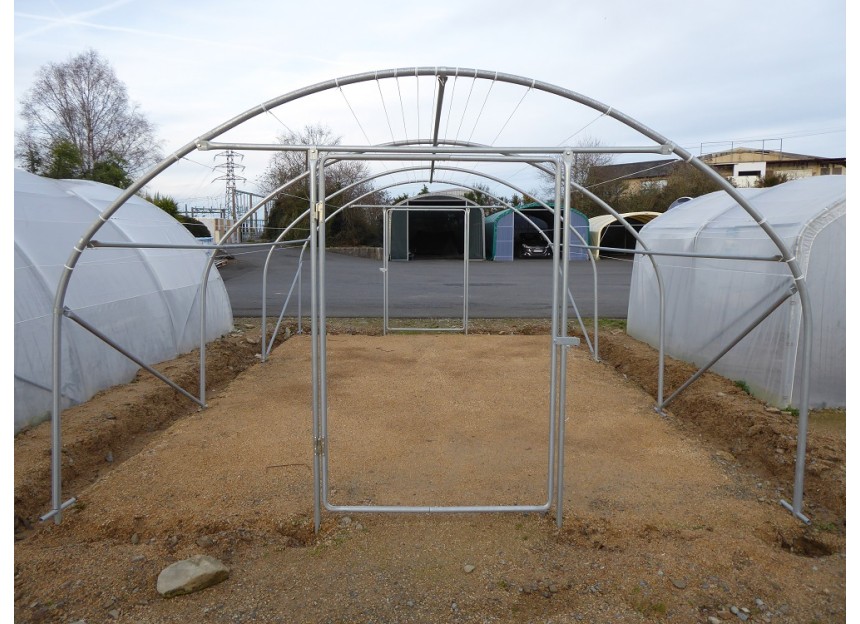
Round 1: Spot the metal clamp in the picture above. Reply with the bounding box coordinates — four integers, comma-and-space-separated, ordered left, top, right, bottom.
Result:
40, 497, 77, 522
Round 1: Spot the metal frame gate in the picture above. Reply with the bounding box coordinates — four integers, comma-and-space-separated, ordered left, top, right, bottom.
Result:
382, 206, 471, 334
308, 151, 581, 532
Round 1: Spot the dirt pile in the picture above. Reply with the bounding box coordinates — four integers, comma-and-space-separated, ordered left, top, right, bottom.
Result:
13, 319, 845, 624
597, 329, 845, 525
14, 320, 288, 529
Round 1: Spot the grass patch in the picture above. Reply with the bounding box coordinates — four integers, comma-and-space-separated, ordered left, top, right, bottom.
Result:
629, 588, 668, 618
734, 380, 752, 395
598, 318, 627, 331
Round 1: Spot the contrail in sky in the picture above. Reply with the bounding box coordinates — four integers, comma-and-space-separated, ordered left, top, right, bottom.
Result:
16, 5, 347, 67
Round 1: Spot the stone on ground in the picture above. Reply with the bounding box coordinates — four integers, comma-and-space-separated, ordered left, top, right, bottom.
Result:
156, 555, 229, 598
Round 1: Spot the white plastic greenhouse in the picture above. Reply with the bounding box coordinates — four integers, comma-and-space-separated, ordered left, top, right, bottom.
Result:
14, 169, 234, 433
627, 175, 846, 409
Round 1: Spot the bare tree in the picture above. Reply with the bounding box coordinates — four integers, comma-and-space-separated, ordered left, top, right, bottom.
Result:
260, 124, 386, 245
538, 136, 615, 216
16, 49, 161, 179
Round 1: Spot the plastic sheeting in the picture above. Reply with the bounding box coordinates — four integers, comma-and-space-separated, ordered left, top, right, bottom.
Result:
626, 176, 845, 408
14, 169, 234, 432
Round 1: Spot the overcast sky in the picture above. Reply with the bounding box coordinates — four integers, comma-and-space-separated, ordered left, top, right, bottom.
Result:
9, 0, 848, 207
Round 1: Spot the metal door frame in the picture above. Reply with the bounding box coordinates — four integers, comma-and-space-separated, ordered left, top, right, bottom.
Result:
382, 206, 471, 334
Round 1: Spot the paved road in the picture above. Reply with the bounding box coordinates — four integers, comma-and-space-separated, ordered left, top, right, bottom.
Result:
218, 247, 634, 319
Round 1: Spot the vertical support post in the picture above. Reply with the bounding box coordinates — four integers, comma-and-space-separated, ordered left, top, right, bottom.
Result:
318, 159, 331, 518
199, 263, 209, 406
592, 248, 599, 362
308, 149, 321, 533
297, 248, 304, 335
261, 246, 270, 363
546, 162, 563, 510
383, 209, 389, 335
50, 305, 63, 523
656, 268, 666, 409
782, 284, 814, 524
556, 151, 574, 528
463, 208, 470, 334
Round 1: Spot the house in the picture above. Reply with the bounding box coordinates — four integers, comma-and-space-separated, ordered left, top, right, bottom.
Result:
592, 148, 846, 192
700, 148, 846, 187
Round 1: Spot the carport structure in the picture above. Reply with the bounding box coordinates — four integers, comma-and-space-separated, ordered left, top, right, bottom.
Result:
43, 67, 818, 531
590, 212, 660, 258
388, 192, 485, 260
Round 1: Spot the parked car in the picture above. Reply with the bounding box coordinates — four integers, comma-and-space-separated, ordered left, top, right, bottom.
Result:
516, 232, 552, 258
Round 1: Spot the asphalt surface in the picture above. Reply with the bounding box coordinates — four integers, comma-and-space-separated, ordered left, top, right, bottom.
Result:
218, 247, 634, 319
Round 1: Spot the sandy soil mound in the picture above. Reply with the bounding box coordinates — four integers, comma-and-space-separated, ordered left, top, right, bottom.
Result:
13, 321, 845, 623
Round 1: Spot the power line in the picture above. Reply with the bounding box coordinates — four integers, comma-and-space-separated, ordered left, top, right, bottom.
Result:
213, 150, 247, 235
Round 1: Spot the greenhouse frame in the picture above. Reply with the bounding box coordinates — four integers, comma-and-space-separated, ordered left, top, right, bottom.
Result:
34, 66, 827, 531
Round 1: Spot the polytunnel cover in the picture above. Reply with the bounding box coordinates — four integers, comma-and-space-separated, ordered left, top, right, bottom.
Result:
626, 175, 845, 408
14, 169, 234, 433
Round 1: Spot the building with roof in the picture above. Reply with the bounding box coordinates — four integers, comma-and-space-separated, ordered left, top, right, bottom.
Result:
388, 192, 485, 260
592, 148, 846, 193
700, 148, 846, 187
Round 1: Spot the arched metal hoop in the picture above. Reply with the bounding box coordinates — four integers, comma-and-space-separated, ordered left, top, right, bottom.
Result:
44, 67, 813, 530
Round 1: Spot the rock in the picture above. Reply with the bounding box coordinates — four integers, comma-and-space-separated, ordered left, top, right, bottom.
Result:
105, 412, 117, 420
105, 450, 114, 463
108, 609, 120, 619
670, 577, 687, 589
196, 536, 216, 547
156, 555, 229, 598
463, 564, 476, 574
738, 614, 749, 622
708, 617, 722, 624
131, 533, 140, 545
715, 451, 736, 463
730, 606, 740, 615
338, 516, 352, 527
765, 406, 781, 413
131, 555, 145, 563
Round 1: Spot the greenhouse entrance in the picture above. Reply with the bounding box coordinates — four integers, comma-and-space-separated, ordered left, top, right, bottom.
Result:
388, 193, 484, 260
